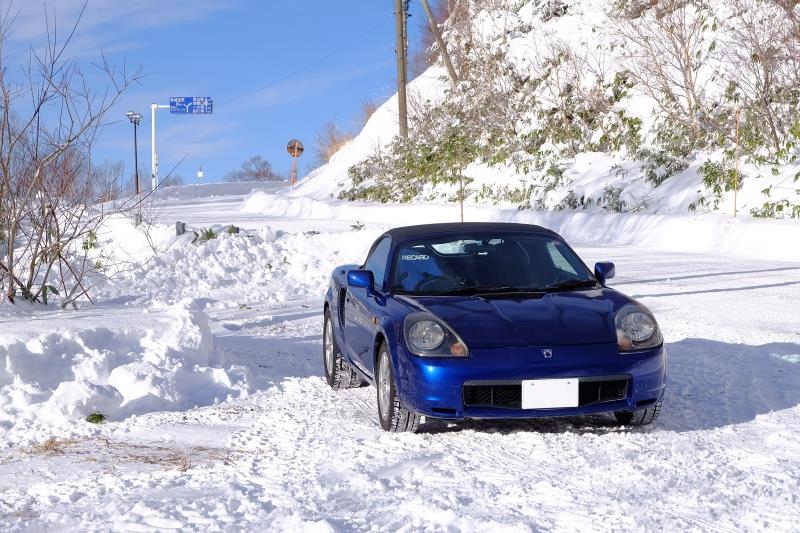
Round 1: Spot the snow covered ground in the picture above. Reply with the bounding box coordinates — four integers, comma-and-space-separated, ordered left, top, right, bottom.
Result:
1, 186, 799, 531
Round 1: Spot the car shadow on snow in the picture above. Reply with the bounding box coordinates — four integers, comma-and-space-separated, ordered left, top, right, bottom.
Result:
423, 338, 800, 435
656, 338, 800, 432
217, 319, 800, 436
422, 414, 622, 435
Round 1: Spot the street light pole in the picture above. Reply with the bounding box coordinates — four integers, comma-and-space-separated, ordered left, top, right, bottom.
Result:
125, 111, 142, 196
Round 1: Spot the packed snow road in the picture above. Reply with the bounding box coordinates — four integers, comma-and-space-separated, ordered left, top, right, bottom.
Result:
1, 227, 799, 531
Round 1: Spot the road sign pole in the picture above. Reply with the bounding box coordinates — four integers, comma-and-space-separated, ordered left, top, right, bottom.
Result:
150, 103, 170, 191
151, 103, 157, 191
286, 139, 304, 189
149, 98, 213, 192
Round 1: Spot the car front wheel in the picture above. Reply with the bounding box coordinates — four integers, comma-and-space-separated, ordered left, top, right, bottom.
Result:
376, 343, 421, 433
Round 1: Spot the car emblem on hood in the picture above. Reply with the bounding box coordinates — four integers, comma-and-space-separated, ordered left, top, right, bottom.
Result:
541, 348, 553, 359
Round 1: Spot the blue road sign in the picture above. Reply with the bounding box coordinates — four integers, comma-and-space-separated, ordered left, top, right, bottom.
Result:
169, 97, 213, 114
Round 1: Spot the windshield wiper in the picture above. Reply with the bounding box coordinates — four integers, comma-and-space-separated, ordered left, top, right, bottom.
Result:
541, 279, 599, 292
434, 286, 543, 296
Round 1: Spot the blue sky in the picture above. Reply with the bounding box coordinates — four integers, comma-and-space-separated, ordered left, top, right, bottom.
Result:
8, 0, 429, 185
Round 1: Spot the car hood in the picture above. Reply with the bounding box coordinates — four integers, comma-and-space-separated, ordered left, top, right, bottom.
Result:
398, 290, 625, 348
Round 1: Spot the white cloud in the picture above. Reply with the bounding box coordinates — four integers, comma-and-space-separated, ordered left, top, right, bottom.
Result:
4, 0, 229, 54
7, 0, 226, 38
227, 61, 391, 112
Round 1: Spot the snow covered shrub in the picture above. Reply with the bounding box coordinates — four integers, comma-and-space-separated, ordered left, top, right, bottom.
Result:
697, 160, 741, 209
598, 185, 627, 212
536, 0, 569, 21
340, 138, 428, 203
85, 412, 106, 424
554, 190, 582, 210
750, 186, 800, 219
82, 231, 99, 252
331, 0, 800, 215
191, 228, 217, 245
750, 199, 800, 219
611, 0, 658, 19
476, 182, 537, 207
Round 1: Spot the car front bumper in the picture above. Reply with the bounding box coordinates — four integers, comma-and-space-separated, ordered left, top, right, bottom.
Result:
393, 342, 666, 420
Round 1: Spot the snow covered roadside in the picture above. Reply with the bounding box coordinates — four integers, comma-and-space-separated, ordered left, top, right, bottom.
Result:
0, 186, 798, 530
0, 241, 798, 531
241, 191, 800, 262
0, 220, 382, 448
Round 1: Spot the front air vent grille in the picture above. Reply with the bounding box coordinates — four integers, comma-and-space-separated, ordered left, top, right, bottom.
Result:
462, 377, 629, 409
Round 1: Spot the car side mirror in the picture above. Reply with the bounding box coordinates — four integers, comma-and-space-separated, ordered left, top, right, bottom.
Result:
347, 269, 374, 291
594, 262, 616, 285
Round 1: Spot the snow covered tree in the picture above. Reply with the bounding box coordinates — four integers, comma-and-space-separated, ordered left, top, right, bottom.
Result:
0, 6, 142, 304
225, 156, 284, 182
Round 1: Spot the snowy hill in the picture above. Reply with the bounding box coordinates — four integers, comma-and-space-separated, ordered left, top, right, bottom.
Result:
297, 0, 800, 220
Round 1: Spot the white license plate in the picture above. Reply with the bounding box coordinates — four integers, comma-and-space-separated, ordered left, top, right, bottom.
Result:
521, 378, 579, 409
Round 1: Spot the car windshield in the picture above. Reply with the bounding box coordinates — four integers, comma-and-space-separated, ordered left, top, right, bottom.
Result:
390, 232, 596, 296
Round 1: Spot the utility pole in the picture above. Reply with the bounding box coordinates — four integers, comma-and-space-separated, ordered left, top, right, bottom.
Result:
419, 0, 459, 85
394, 0, 409, 138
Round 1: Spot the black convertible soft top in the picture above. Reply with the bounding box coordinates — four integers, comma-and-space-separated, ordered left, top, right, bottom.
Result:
383, 222, 559, 241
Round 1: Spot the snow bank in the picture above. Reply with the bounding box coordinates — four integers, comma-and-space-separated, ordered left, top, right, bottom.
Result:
101, 223, 382, 307
0, 299, 250, 448
129, 181, 288, 202
0, 219, 383, 447
241, 191, 800, 262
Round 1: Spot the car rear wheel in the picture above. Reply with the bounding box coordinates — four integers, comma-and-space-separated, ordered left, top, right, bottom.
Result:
614, 400, 662, 426
323, 309, 364, 389
376, 343, 421, 433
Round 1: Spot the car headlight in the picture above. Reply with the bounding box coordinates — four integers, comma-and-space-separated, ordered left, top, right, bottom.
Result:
403, 313, 469, 357
408, 320, 445, 350
615, 305, 662, 352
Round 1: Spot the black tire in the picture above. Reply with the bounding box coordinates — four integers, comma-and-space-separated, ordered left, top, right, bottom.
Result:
614, 400, 662, 426
376, 342, 421, 433
323, 309, 364, 389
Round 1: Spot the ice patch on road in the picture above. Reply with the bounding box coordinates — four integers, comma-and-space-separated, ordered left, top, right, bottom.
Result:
772, 353, 800, 364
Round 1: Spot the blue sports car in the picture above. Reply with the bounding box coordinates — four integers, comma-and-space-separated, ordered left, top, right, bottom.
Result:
323, 222, 666, 432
